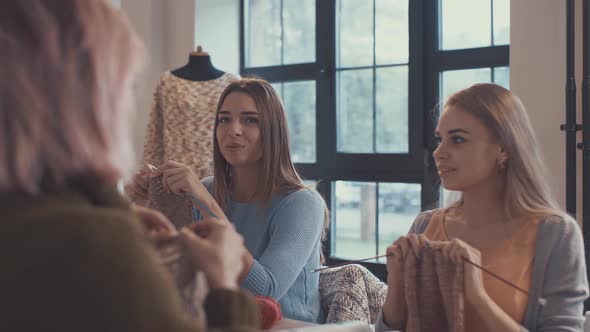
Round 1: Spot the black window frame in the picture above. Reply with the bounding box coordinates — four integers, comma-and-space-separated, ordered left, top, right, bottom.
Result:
239, 0, 509, 280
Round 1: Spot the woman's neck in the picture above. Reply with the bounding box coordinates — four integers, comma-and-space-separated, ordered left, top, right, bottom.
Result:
230, 166, 261, 202
458, 177, 509, 226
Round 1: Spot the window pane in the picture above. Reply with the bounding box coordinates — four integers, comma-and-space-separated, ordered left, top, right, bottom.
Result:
493, 0, 510, 45
337, 69, 373, 153
333, 181, 377, 259
282, 81, 317, 163
440, 0, 491, 50
377, 183, 421, 259
247, 0, 281, 67
493, 66, 510, 90
333, 181, 421, 260
376, 66, 408, 153
337, 0, 374, 67
271, 82, 283, 100
375, 0, 408, 65
283, 0, 316, 64
440, 68, 491, 104
246, 0, 316, 67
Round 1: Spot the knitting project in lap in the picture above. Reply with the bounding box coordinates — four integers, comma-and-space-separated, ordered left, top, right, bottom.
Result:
145, 175, 208, 319
404, 248, 464, 332
146, 175, 194, 229
319, 264, 388, 324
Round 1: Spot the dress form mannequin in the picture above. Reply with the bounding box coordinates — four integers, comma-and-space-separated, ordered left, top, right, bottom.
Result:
144, 45, 239, 175
171, 45, 225, 81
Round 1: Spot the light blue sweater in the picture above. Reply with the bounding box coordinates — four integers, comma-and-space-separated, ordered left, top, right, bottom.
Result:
200, 177, 325, 323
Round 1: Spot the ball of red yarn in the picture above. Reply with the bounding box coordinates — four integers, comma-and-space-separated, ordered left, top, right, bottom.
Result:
256, 296, 282, 329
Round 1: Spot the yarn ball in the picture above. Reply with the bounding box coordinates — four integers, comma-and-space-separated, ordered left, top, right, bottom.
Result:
256, 296, 282, 329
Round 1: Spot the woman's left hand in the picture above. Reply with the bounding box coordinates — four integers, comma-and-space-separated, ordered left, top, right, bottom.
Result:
439, 238, 486, 304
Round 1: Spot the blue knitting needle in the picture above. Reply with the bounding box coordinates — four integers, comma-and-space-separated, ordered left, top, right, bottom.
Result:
184, 193, 219, 220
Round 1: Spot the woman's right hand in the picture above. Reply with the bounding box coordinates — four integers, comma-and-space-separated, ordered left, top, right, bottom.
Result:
179, 219, 245, 290
382, 234, 429, 329
125, 164, 156, 206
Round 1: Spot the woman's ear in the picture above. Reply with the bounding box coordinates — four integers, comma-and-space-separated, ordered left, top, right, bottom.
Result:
497, 148, 509, 170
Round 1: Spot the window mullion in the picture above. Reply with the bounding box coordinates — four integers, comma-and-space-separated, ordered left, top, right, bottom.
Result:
372, 0, 377, 153
491, 0, 495, 46
375, 182, 380, 257
280, 0, 284, 65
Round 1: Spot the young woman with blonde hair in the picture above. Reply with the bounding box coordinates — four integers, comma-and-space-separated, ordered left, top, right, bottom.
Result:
129, 78, 328, 323
0, 1, 259, 331
379, 83, 588, 331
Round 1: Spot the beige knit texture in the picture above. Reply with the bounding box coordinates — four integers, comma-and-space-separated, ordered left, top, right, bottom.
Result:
404, 248, 464, 332
142, 71, 239, 176
146, 175, 208, 320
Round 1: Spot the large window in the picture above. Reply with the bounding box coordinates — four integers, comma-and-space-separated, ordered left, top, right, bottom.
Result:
241, 0, 509, 279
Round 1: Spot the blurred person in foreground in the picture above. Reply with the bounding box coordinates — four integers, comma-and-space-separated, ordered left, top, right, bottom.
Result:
0, 1, 259, 331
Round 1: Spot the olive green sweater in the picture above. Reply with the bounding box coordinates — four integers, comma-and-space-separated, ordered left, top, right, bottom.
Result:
0, 183, 259, 332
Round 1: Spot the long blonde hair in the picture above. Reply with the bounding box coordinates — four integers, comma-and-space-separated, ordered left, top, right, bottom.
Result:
0, 0, 142, 194
445, 83, 563, 220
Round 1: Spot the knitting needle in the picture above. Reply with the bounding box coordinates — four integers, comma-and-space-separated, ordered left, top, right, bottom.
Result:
185, 193, 219, 220
462, 259, 530, 296
313, 254, 530, 297
312, 254, 392, 272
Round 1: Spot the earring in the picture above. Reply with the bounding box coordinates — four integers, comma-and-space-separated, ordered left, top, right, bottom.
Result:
498, 159, 507, 170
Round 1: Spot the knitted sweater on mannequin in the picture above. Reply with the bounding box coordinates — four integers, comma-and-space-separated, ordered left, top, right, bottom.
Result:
142, 71, 239, 176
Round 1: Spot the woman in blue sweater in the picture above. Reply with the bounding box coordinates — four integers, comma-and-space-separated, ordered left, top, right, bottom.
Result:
129, 78, 328, 323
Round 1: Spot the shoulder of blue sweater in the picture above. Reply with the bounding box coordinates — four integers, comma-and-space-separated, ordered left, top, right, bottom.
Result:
270, 188, 325, 213
201, 176, 214, 191
282, 187, 324, 203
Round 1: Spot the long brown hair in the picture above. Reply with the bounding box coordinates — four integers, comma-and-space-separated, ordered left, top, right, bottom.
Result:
213, 78, 307, 206
212, 78, 329, 261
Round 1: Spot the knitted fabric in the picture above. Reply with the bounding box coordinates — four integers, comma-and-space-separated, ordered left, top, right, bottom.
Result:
404, 248, 464, 332
142, 71, 239, 177
145, 175, 208, 319
145, 175, 194, 229
319, 264, 388, 324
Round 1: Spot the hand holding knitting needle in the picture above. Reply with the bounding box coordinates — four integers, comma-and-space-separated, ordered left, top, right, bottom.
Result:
132, 204, 178, 247
381, 234, 431, 329
439, 238, 486, 305
156, 160, 228, 222
125, 164, 157, 206
180, 218, 246, 290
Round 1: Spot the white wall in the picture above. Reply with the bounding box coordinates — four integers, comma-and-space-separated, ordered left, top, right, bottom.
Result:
511, 0, 584, 222
165, 0, 197, 69
119, 0, 196, 164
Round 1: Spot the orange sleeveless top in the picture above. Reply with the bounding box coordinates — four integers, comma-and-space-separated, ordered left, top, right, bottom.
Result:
423, 209, 539, 331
